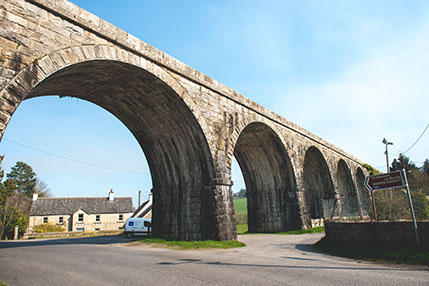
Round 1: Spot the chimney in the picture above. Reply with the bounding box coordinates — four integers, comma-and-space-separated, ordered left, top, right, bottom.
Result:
33, 190, 38, 201
109, 189, 114, 201
149, 193, 153, 204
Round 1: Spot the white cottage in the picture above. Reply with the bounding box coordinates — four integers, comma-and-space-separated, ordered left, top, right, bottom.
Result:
29, 190, 133, 232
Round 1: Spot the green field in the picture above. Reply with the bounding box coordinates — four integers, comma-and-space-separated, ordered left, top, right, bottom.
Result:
232, 198, 325, 236
233, 198, 247, 214
236, 224, 248, 234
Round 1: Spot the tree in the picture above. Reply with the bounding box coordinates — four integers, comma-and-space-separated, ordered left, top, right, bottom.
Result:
235, 189, 246, 198
0, 156, 14, 239
422, 159, 429, 176
233, 189, 246, 198
362, 163, 381, 175
408, 169, 429, 195
6, 161, 37, 198
0, 157, 31, 239
35, 178, 52, 198
1, 160, 47, 239
373, 189, 409, 221
390, 154, 417, 172
411, 192, 429, 220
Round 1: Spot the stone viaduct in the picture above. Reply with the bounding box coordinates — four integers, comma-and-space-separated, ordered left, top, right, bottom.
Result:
0, 0, 370, 240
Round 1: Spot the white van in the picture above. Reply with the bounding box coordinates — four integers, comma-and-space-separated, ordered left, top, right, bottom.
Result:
124, 218, 152, 238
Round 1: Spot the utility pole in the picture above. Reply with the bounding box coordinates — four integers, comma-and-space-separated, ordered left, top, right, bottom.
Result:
138, 190, 141, 206
382, 138, 393, 173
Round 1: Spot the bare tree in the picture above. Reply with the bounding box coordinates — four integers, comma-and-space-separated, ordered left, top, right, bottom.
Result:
35, 179, 52, 198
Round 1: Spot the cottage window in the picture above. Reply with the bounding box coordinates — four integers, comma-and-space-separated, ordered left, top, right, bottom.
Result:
95, 215, 100, 222
118, 214, 123, 221
43, 217, 48, 223
78, 213, 84, 222
76, 227, 85, 232
59, 217, 64, 223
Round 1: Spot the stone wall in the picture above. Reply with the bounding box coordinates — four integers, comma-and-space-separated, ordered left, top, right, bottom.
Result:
24, 230, 124, 239
325, 220, 429, 248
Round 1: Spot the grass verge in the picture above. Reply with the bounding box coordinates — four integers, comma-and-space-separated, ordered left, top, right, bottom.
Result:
314, 237, 429, 266
134, 238, 246, 250
238, 226, 325, 235
237, 224, 248, 234
275, 226, 325, 235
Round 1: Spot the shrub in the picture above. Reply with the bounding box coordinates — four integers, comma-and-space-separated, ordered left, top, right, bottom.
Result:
373, 190, 429, 221
411, 192, 429, 220
362, 163, 382, 175
373, 189, 409, 221
235, 213, 248, 225
34, 223, 65, 233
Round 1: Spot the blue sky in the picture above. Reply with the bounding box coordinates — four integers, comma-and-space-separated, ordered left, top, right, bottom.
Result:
1, 0, 428, 207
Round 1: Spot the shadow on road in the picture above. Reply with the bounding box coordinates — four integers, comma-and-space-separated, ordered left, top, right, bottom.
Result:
157, 258, 427, 272
0, 235, 132, 249
295, 243, 322, 254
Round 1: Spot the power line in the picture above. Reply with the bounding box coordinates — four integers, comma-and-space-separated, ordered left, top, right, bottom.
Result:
3, 138, 148, 176
401, 123, 429, 155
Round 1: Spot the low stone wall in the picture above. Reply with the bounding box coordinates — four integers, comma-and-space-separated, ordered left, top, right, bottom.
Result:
23, 230, 124, 239
324, 220, 429, 248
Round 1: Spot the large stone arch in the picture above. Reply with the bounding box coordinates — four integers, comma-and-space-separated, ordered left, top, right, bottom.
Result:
356, 167, 371, 217
302, 146, 335, 222
0, 45, 215, 156
229, 115, 300, 232
0, 45, 227, 240
337, 159, 359, 217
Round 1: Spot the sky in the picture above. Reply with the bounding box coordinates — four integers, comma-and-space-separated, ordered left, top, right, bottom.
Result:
1, 0, 428, 208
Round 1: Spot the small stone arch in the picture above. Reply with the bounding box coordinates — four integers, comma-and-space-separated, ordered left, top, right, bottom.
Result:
356, 167, 371, 217
337, 159, 359, 217
225, 114, 296, 176
229, 115, 300, 232
302, 146, 335, 222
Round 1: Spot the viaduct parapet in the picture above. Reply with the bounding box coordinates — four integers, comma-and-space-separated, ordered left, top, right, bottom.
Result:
0, 0, 370, 240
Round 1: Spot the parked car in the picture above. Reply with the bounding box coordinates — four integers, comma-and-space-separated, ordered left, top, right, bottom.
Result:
124, 218, 152, 238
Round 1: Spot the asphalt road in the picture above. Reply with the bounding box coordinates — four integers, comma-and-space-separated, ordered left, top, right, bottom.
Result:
0, 233, 428, 286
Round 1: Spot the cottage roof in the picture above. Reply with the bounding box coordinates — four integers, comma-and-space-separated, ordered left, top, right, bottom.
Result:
30, 197, 134, 216
132, 199, 152, 218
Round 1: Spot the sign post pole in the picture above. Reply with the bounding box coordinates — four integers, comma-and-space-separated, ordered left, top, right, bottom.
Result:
402, 169, 420, 247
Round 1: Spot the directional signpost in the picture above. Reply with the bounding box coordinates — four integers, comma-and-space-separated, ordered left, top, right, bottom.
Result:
364, 170, 405, 191
364, 169, 420, 247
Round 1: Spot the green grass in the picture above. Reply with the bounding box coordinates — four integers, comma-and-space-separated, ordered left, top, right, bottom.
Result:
314, 237, 429, 266
135, 238, 246, 250
0, 281, 8, 286
240, 226, 325, 235
233, 198, 247, 214
237, 224, 248, 234
275, 226, 325, 235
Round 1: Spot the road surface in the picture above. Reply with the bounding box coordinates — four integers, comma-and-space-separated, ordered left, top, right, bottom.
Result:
0, 233, 428, 285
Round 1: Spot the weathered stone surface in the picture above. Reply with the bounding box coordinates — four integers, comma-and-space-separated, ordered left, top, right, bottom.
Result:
0, 0, 370, 240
